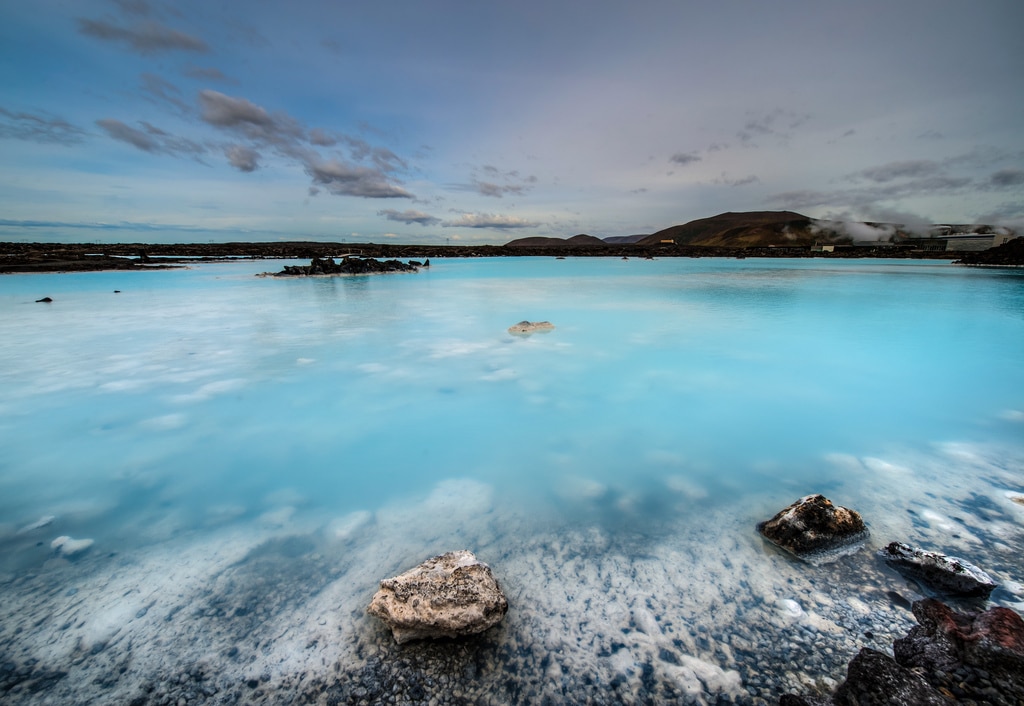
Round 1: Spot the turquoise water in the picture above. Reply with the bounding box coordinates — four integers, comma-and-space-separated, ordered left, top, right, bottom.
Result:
2, 257, 1024, 704
1, 258, 1022, 553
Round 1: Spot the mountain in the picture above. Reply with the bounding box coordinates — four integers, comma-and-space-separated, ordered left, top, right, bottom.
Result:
603, 234, 649, 244
504, 233, 607, 248
636, 211, 819, 248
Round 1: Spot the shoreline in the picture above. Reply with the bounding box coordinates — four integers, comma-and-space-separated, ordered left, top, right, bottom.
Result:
0, 241, 961, 274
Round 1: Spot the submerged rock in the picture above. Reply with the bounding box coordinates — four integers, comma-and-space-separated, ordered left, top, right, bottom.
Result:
507, 320, 555, 335
17, 515, 55, 534
879, 541, 998, 598
783, 599, 1024, 704
757, 494, 868, 564
367, 550, 508, 644
50, 535, 94, 557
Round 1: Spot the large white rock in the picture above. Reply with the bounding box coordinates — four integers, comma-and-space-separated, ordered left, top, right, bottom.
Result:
367, 550, 508, 644
50, 535, 94, 557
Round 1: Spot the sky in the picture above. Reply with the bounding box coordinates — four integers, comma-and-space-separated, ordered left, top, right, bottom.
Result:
1, 0, 1022, 244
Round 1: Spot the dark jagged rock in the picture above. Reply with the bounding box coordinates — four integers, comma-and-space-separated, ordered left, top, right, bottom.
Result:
956, 236, 1024, 266
879, 541, 998, 598
35, 296, 53, 303
273, 256, 418, 277
757, 494, 869, 564
782, 599, 1024, 705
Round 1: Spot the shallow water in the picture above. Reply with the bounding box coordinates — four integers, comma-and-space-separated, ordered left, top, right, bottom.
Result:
1, 257, 1022, 704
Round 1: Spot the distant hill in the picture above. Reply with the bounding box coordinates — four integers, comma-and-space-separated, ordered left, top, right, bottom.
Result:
505, 233, 607, 248
603, 234, 649, 244
637, 211, 819, 248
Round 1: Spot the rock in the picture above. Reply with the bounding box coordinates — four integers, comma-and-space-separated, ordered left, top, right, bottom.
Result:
367, 550, 508, 644
273, 256, 418, 276
50, 535, 94, 557
35, 297, 53, 303
879, 541, 998, 598
895, 598, 1024, 697
780, 648, 949, 706
507, 320, 555, 335
783, 599, 1024, 704
756, 494, 868, 564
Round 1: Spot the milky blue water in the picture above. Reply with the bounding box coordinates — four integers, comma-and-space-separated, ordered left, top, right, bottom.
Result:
1, 257, 1023, 568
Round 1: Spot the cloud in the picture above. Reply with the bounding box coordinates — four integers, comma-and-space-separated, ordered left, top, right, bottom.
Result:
851, 160, 942, 183
140, 73, 191, 116
198, 90, 302, 144
987, 168, 1024, 188
378, 209, 440, 226
309, 128, 337, 146
441, 213, 540, 229
669, 152, 701, 166
713, 173, 759, 187
463, 165, 536, 198
306, 159, 412, 198
96, 118, 205, 158
225, 144, 259, 172
183, 65, 231, 82
0, 107, 86, 144
197, 90, 413, 198
77, 18, 208, 54
737, 109, 810, 145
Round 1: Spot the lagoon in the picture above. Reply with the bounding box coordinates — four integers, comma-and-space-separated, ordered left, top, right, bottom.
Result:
1, 257, 1023, 704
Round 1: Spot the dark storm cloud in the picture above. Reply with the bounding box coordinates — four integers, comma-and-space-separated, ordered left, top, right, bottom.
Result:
0, 107, 86, 144
225, 144, 259, 172
441, 213, 539, 229
77, 18, 208, 54
96, 118, 205, 158
306, 159, 412, 199
378, 209, 441, 226
669, 152, 702, 166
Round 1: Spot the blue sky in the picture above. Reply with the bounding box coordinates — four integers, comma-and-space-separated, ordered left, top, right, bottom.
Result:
1, 0, 1022, 244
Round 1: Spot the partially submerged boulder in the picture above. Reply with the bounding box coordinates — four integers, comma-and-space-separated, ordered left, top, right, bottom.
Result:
757, 494, 868, 564
783, 599, 1024, 704
50, 535, 94, 557
367, 550, 508, 644
507, 320, 555, 335
879, 541, 997, 599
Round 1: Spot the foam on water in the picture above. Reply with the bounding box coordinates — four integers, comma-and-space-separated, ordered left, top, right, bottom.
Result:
0, 257, 1022, 703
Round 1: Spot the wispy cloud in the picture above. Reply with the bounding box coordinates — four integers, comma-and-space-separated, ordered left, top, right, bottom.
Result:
77, 18, 208, 54
850, 160, 942, 183
96, 118, 205, 158
737, 109, 810, 146
378, 209, 440, 226
306, 159, 412, 198
669, 152, 701, 166
225, 144, 259, 172
140, 73, 191, 116
986, 168, 1024, 189
183, 65, 232, 83
441, 213, 539, 229
0, 107, 86, 144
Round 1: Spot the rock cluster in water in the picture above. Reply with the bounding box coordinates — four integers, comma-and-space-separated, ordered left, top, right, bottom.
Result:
757, 494, 869, 564
879, 541, 998, 599
274, 256, 419, 276
367, 550, 508, 644
507, 320, 555, 335
782, 598, 1024, 705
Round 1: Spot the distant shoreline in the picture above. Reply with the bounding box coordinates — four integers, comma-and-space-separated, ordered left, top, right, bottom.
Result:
0, 241, 961, 274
